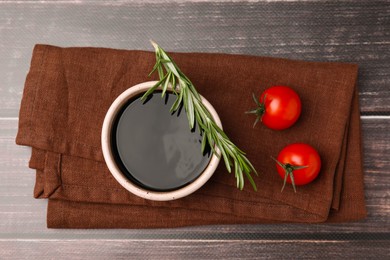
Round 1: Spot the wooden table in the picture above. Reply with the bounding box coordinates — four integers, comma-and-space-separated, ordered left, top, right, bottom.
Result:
1, 1, 389, 259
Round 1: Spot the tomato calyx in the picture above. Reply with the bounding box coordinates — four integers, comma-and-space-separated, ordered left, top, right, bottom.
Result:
271, 157, 308, 193
246, 93, 266, 127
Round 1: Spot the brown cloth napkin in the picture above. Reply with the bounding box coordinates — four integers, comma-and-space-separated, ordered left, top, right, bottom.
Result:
16, 45, 366, 228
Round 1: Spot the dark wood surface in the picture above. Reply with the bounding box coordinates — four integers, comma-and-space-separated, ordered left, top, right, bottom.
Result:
0, 0, 389, 259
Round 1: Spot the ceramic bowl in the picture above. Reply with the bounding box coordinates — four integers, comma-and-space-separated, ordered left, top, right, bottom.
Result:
101, 81, 222, 201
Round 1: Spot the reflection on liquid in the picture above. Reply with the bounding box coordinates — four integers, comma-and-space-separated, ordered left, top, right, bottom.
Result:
113, 92, 211, 191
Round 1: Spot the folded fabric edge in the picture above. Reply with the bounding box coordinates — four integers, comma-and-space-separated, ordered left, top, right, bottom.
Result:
29, 147, 333, 223
46, 199, 315, 229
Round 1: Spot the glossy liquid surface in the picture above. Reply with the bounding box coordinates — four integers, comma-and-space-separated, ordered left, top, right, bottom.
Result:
112, 92, 211, 191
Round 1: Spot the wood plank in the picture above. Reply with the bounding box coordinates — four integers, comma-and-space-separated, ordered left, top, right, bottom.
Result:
0, 1, 389, 117
1, 118, 389, 237
0, 240, 388, 259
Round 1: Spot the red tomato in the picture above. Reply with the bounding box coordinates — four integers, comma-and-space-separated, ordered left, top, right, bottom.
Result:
247, 86, 301, 130
275, 143, 321, 192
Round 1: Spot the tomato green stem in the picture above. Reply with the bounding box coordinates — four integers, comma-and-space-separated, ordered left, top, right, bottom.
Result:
271, 157, 308, 193
245, 93, 266, 128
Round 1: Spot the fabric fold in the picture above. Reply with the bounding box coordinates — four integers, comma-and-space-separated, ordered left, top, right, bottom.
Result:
16, 44, 366, 228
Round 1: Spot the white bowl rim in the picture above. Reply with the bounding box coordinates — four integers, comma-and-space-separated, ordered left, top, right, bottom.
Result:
101, 81, 222, 201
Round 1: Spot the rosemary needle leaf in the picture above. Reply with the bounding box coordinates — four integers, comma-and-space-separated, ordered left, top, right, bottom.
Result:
157, 59, 164, 79
162, 72, 171, 97
187, 93, 195, 129
207, 131, 217, 156
170, 92, 181, 112
144, 41, 259, 191
244, 170, 257, 192
238, 166, 244, 190
141, 77, 165, 101
242, 156, 258, 176
148, 61, 160, 77
171, 74, 176, 92
160, 59, 171, 64
220, 144, 231, 173
234, 160, 239, 186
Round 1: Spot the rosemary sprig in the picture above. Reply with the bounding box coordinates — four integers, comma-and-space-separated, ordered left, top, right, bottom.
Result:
141, 41, 258, 191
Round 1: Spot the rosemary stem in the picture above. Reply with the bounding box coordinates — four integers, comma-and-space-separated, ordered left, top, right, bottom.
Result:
143, 41, 258, 191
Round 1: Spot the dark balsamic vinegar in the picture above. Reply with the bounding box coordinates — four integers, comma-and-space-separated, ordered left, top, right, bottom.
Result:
111, 92, 211, 191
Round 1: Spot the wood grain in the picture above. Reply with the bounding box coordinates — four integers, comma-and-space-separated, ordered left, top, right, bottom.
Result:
1, 118, 389, 237
0, 240, 389, 260
0, 1, 389, 116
